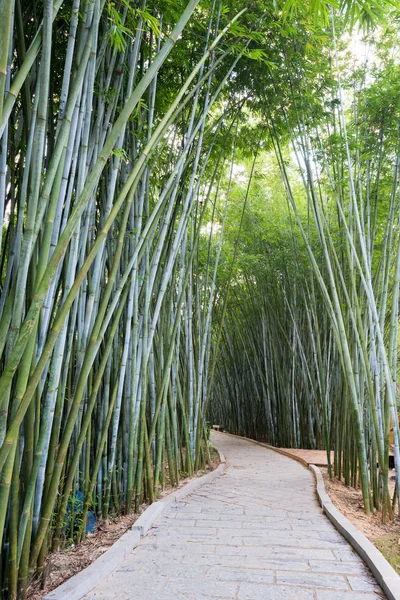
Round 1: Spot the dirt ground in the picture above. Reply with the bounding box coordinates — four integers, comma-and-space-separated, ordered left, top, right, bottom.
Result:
321, 468, 400, 574
27, 448, 220, 600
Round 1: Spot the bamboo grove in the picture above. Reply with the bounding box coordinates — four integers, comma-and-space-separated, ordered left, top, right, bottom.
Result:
0, 0, 257, 595
211, 24, 400, 520
0, 0, 398, 597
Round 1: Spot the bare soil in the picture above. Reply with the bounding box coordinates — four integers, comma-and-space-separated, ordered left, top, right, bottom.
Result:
321, 468, 400, 574
27, 447, 220, 599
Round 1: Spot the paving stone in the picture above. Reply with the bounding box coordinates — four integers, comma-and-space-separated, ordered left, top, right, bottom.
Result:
348, 575, 383, 593
130, 545, 184, 559
245, 556, 311, 571
178, 503, 203, 512
309, 560, 369, 575
181, 553, 245, 567
317, 531, 348, 543
219, 513, 261, 521
145, 564, 207, 579
83, 595, 119, 600
174, 512, 221, 520
139, 539, 217, 554
163, 578, 238, 597
333, 549, 361, 562
276, 571, 348, 589
120, 590, 187, 600
289, 514, 326, 523
168, 519, 197, 527
205, 565, 274, 583
299, 538, 348, 549
77, 433, 385, 600
190, 533, 245, 545
197, 519, 244, 528
216, 544, 336, 559
238, 582, 315, 599
242, 535, 301, 547
156, 525, 218, 536
316, 592, 384, 600
246, 521, 293, 530
85, 573, 166, 597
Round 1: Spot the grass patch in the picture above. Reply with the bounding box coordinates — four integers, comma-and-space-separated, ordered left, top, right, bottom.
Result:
375, 533, 400, 574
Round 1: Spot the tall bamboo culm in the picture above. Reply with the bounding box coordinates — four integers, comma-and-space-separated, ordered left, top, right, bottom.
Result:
0, 1, 249, 596
210, 21, 400, 520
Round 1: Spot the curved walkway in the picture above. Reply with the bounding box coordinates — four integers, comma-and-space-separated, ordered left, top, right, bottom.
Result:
83, 432, 385, 600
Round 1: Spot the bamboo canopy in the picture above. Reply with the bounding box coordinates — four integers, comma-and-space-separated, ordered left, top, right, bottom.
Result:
0, 0, 399, 597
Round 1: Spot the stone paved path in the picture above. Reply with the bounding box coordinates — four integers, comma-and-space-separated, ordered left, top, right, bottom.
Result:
83, 432, 385, 600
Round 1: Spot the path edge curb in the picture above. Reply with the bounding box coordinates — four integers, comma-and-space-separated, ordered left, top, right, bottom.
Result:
309, 463, 400, 600
43, 443, 226, 600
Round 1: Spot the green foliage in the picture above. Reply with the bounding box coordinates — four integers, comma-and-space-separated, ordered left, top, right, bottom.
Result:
1, 0, 400, 596
107, 2, 134, 51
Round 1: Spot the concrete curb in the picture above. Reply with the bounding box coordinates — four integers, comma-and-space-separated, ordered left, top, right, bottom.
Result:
161, 443, 226, 507
218, 431, 400, 599
43, 444, 226, 600
310, 464, 400, 600
43, 527, 141, 600
131, 501, 165, 536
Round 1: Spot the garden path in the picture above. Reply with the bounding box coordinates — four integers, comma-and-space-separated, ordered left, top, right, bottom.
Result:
82, 432, 385, 600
